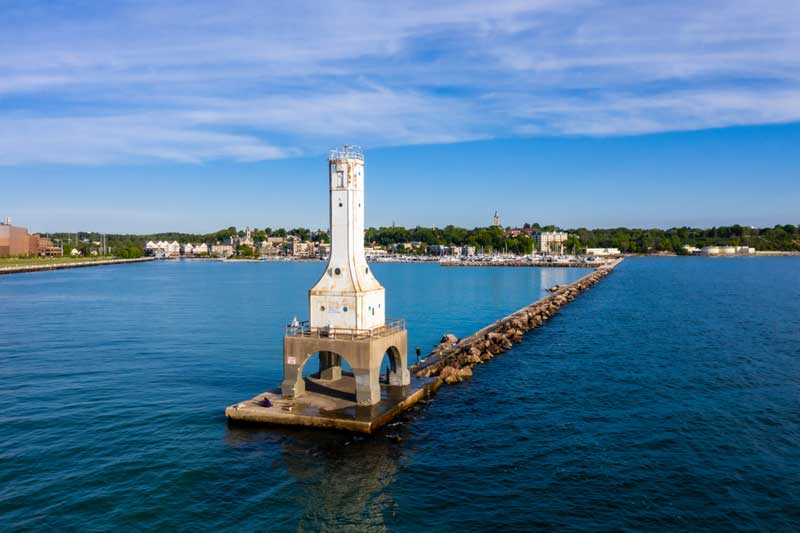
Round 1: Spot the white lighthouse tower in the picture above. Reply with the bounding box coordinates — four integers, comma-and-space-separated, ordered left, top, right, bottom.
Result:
309, 145, 385, 331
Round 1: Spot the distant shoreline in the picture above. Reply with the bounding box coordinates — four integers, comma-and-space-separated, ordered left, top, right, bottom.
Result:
0, 257, 155, 276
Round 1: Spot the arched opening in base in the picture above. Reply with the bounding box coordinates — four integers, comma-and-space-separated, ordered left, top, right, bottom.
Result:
299, 351, 357, 402
381, 345, 409, 387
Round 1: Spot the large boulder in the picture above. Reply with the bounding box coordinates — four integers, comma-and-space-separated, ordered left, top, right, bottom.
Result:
440, 333, 459, 345
440, 366, 462, 384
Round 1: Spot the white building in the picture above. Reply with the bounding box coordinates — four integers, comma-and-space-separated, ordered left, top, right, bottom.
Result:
461, 246, 476, 257
682, 245, 701, 254
534, 231, 568, 255
309, 145, 385, 331
182, 243, 194, 255
586, 247, 621, 257
364, 247, 388, 258
211, 243, 234, 257
701, 245, 755, 256
193, 243, 209, 255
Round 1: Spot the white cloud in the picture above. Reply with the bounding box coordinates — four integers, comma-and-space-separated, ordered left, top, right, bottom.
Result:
0, 0, 798, 165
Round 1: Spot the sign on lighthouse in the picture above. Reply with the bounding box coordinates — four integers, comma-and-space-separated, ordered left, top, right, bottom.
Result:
310, 145, 385, 332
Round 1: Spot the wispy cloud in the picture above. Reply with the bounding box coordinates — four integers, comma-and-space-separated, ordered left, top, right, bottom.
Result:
1, 0, 798, 165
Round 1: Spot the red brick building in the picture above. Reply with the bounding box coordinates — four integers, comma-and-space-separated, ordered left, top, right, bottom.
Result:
0, 218, 62, 257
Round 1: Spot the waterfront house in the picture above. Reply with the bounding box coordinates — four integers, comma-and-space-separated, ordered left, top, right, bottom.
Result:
289, 240, 314, 257
211, 243, 234, 257
182, 243, 194, 255
193, 243, 209, 255
364, 247, 388, 258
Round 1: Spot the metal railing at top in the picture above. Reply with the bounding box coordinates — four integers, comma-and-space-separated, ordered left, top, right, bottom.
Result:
286, 318, 405, 340
328, 145, 363, 162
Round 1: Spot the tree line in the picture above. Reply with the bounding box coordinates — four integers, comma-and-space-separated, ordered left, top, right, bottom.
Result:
47, 223, 799, 257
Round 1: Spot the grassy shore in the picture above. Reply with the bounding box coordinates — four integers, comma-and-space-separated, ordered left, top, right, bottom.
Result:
0, 256, 121, 268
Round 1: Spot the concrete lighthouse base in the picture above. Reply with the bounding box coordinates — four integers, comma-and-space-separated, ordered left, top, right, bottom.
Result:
225, 325, 425, 432
280, 328, 409, 406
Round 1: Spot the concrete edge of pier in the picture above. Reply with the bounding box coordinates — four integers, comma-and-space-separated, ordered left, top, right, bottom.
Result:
225, 377, 442, 434
0, 256, 155, 275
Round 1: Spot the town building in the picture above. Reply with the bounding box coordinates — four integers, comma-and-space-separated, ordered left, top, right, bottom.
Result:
701, 245, 755, 256
461, 245, 476, 257
0, 217, 63, 257
493, 210, 500, 227
239, 226, 254, 247
533, 231, 569, 255
258, 240, 280, 256
211, 243, 235, 257
144, 240, 181, 257
289, 240, 314, 257
364, 247, 388, 258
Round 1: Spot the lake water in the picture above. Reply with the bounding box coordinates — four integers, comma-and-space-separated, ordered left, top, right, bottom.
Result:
1, 258, 798, 530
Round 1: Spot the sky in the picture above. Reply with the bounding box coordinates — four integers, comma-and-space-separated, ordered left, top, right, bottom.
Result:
0, 0, 798, 233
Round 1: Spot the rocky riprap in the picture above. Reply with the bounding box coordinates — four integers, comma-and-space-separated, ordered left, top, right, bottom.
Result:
412, 260, 621, 384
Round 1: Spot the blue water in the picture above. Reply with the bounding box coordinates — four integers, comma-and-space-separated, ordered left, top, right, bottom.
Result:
1, 258, 799, 530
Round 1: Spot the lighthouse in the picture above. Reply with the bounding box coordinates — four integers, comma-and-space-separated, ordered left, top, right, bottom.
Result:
309, 145, 385, 331
280, 145, 409, 405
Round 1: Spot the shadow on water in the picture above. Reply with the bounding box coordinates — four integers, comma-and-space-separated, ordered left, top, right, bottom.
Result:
222, 403, 426, 530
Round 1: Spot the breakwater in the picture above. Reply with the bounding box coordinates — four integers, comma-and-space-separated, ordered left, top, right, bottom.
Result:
412, 258, 622, 383
441, 259, 610, 268
0, 256, 155, 275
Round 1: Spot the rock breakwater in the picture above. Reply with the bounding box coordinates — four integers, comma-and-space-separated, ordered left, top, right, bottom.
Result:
412, 259, 622, 384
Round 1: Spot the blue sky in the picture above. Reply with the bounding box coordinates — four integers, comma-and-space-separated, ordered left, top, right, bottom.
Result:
1, 0, 798, 233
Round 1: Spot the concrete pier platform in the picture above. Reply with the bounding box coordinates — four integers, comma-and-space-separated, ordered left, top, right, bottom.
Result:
226, 373, 441, 433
